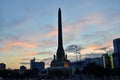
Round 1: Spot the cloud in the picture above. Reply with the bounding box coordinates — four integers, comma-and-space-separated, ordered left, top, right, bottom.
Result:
21, 12, 104, 47
0, 40, 38, 52
108, 49, 114, 54
94, 46, 114, 54
81, 41, 113, 55
21, 58, 30, 61
62, 11, 120, 46
66, 44, 84, 53
41, 58, 53, 68
11, 41, 38, 48
1, 4, 120, 69
20, 62, 30, 65
84, 53, 103, 58
8, 12, 113, 50
37, 51, 53, 55
61, 12, 105, 44
94, 46, 110, 52
23, 52, 39, 57
45, 28, 57, 37
20, 57, 41, 62
66, 52, 103, 62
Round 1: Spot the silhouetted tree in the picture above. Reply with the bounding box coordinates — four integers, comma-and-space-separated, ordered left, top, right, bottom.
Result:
20, 69, 38, 79
0, 69, 20, 79
74, 68, 82, 74
48, 69, 71, 79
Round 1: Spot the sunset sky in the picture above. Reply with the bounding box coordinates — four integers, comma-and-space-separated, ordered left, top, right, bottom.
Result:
0, 0, 120, 69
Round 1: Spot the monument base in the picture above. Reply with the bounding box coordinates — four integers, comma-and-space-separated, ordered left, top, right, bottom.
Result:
51, 60, 71, 67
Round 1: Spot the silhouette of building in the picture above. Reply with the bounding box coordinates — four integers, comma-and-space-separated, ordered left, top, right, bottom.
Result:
71, 57, 103, 71
0, 63, 6, 70
109, 54, 114, 69
113, 38, 120, 53
113, 38, 120, 68
30, 57, 45, 72
113, 54, 120, 68
101, 54, 114, 69
50, 8, 70, 67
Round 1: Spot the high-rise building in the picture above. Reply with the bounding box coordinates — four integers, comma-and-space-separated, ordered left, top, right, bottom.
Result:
50, 8, 70, 67
113, 54, 120, 68
113, 38, 120, 68
30, 57, 45, 72
113, 38, 120, 53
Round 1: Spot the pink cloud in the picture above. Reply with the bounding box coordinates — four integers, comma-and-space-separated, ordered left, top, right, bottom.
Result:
10, 41, 38, 48
24, 52, 38, 56
44, 26, 68, 37
81, 42, 113, 54
0, 41, 38, 52
45, 28, 57, 37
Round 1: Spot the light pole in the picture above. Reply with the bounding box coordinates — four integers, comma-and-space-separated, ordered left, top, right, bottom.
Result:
78, 52, 81, 61
75, 51, 78, 61
75, 51, 81, 61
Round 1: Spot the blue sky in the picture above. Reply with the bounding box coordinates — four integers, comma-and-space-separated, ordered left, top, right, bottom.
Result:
0, 0, 120, 69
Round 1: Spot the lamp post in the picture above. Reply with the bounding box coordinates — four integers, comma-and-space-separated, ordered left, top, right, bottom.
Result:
75, 51, 78, 61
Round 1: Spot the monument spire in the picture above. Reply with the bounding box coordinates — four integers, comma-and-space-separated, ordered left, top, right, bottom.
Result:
58, 8, 63, 48
50, 8, 70, 67
57, 8, 65, 61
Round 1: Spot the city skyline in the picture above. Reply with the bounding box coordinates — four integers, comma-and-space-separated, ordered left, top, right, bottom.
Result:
0, 0, 120, 69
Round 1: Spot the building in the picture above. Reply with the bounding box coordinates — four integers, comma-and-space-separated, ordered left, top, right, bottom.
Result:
30, 57, 45, 72
113, 38, 120, 68
84, 58, 102, 66
113, 38, 120, 53
50, 8, 70, 67
102, 54, 110, 68
71, 57, 103, 71
0, 63, 6, 70
109, 54, 114, 69
101, 54, 113, 69
113, 53, 120, 68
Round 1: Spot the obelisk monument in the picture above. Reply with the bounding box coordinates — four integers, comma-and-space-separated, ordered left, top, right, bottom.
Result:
51, 8, 70, 67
